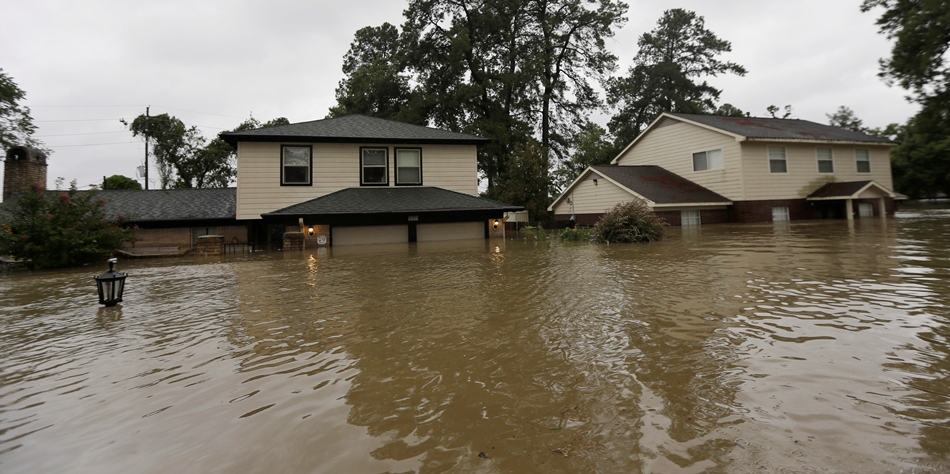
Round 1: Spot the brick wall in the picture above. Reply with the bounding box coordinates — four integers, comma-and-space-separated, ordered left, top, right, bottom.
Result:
196, 235, 224, 256
3, 147, 48, 200
729, 199, 814, 223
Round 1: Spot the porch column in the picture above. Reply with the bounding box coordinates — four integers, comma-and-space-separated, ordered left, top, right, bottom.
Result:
846, 199, 854, 220
878, 197, 887, 219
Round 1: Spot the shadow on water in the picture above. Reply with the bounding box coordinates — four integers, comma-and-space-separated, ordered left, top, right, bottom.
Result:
0, 208, 948, 472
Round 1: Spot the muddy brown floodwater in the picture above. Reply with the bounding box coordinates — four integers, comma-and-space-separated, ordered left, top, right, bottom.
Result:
1, 206, 949, 473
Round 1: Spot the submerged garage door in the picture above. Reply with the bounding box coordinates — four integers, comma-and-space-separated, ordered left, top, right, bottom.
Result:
417, 221, 484, 242
332, 225, 407, 246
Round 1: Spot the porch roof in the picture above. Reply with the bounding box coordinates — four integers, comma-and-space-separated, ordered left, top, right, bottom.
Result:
806, 180, 901, 200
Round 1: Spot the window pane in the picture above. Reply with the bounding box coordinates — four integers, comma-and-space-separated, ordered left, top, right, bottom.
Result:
817, 147, 833, 160
692, 152, 707, 171
283, 147, 309, 166
708, 149, 723, 169
363, 149, 386, 165
396, 149, 420, 167
769, 159, 787, 173
772, 206, 790, 222
284, 166, 308, 183
855, 149, 870, 173
398, 167, 421, 184
363, 167, 386, 183
681, 210, 701, 226
818, 161, 834, 173
768, 146, 786, 160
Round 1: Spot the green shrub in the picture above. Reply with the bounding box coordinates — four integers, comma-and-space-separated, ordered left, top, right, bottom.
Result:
593, 200, 666, 243
520, 225, 548, 241
559, 226, 593, 242
0, 182, 134, 269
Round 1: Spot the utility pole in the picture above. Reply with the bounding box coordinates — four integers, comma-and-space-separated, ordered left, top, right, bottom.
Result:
144, 106, 150, 190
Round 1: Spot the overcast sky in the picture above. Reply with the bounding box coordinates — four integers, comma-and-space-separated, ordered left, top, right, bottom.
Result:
1, 0, 916, 195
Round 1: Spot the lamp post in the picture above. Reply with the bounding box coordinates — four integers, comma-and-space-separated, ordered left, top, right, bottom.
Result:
94, 258, 127, 306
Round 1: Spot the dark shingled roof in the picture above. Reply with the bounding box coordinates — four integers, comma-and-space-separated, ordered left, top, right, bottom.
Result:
95, 188, 236, 222
222, 115, 489, 146
807, 181, 875, 198
263, 187, 522, 217
669, 113, 894, 144
591, 165, 731, 204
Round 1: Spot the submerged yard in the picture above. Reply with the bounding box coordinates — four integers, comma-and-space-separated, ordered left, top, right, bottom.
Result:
1, 207, 949, 473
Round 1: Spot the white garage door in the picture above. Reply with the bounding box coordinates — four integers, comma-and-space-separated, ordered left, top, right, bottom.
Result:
332, 225, 407, 246
417, 222, 484, 242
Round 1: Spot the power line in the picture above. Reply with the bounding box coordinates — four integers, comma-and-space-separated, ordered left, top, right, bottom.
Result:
35, 130, 128, 138
50, 142, 139, 148
36, 118, 125, 123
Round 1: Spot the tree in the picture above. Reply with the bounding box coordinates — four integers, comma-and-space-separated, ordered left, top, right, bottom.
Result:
103, 175, 142, 190
607, 9, 746, 147
766, 104, 793, 119
555, 121, 616, 190
483, 139, 552, 225
0, 69, 46, 153
714, 103, 745, 117
826, 105, 864, 131
0, 182, 133, 269
123, 114, 288, 189
862, 0, 950, 198
327, 23, 424, 124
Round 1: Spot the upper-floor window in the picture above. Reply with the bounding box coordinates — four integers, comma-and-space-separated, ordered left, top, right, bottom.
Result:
855, 149, 871, 173
395, 148, 422, 185
281, 145, 312, 185
692, 148, 723, 171
768, 146, 787, 173
817, 147, 834, 173
361, 147, 388, 185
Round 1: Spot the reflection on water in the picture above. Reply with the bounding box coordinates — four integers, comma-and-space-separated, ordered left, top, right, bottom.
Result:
1, 208, 949, 473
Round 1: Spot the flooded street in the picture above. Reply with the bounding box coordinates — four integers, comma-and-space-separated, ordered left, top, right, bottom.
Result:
1, 207, 949, 473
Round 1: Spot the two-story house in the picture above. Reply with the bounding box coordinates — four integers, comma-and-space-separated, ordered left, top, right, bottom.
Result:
222, 114, 521, 247
549, 112, 901, 226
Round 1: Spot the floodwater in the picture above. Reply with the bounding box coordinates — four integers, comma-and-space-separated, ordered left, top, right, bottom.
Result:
1, 208, 949, 473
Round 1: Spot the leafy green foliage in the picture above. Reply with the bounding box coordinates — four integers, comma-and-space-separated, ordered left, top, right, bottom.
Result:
555, 121, 617, 190
0, 68, 47, 154
123, 115, 288, 189
593, 200, 666, 244
0, 183, 133, 269
607, 9, 746, 147
558, 226, 592, 242
766, 104, 793, 119
826, 106, 865, 132
484, 139, 553, 225
102, 175, 142, 190
862, 1, 950, 198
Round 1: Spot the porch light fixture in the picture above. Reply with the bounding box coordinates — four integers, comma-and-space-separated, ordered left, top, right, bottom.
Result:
492, 219, 500, 229
307, 226, 315, 237
93, 258, 127, 307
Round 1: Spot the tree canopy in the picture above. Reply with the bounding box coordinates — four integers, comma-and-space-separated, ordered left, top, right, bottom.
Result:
0, 69, 46, 154
123, 115, 288, 189
862, 0, 950, 198
103, 175, 142, 190
607, 9, 746, 148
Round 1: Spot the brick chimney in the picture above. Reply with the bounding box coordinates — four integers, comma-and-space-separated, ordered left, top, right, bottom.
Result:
3, 146, 48, 200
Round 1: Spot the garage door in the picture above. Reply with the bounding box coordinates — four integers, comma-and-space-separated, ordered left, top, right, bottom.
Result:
332, 225, 407, 246
417, 222, 484, 242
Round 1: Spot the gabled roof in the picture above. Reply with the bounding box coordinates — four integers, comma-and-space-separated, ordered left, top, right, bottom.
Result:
263, 187, 522, 218
549, 165, 731, 211
612, 112, 894, 164
667, 113, 894, 144
222, 115, 489, 146
806, 180, 900, 200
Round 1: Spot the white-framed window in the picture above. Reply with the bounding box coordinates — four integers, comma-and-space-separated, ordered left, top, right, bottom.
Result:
859, 202, 874, 217
855, 149, 871, 173
817, 147, 834, 173
692, 148, 723, 171
772, 206, 790, 222
281, 145, 312, 185
681, 210, 701, 226
768, 146, 787, 173
395, 148, 422, 185
361, 147, 388, 185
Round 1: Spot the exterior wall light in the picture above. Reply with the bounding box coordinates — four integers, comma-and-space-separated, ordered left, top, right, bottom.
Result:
492, 219, 500, 229
308, 226, 315, 237
94, 258, 127, 307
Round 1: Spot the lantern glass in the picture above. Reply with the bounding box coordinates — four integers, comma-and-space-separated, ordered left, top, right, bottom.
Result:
94, 258, 127, 306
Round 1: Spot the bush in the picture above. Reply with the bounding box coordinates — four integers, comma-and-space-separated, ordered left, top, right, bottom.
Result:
559, 226, 593, 242
593, 200, 666, 243
519, 225, 548, 241
0, 182, 134, 269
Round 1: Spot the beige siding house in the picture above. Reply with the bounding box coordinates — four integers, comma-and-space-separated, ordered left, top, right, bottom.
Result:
550, 113, 900, 226
223, 115, 520, 247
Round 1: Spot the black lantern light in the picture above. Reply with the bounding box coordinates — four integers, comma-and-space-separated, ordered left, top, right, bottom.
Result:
94, 258, 127, 306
